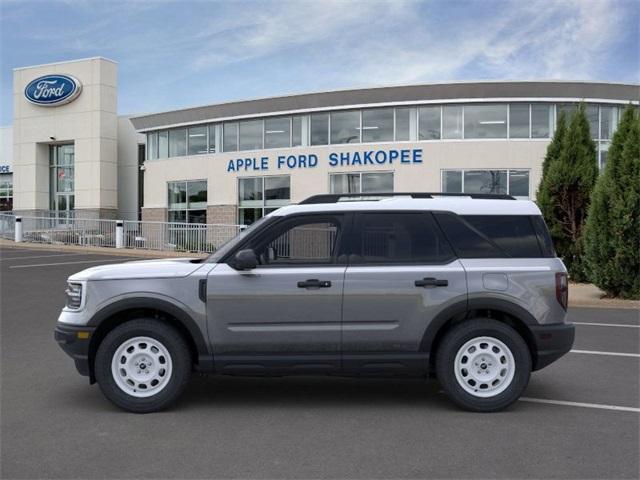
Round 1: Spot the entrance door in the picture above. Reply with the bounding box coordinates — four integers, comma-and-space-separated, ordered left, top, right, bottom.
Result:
207, 213, 349, 374
341, 212, 467, 374
50, 144, 75, 223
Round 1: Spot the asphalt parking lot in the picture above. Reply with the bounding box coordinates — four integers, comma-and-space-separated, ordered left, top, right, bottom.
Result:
1, 245, 638, 479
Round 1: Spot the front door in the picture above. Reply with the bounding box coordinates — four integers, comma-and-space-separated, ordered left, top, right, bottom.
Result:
341, 212, 467, 374
207, 213, 349, 374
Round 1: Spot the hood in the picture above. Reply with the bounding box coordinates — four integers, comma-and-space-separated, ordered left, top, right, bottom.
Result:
68, 258, 205, 281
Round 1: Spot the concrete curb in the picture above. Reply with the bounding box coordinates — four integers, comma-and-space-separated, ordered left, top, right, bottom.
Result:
0, 238, 208, 259
569, 282, 640, 310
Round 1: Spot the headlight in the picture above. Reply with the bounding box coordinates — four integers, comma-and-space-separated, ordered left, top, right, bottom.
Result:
65, 282, 83, 309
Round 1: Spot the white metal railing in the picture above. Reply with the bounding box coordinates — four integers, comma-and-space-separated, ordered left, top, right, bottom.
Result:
20, 216, 118, 247
0, 213, 15, 240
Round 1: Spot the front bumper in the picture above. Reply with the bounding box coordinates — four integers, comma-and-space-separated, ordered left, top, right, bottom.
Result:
54, 323, 96, 378
530, 322, 575, 371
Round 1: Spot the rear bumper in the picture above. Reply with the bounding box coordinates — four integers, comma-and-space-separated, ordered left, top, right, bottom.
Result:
530, 322, 575, 371
54, 323, 96, 378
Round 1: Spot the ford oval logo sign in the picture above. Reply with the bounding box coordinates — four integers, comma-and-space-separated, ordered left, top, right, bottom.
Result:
24, 74, 82, 106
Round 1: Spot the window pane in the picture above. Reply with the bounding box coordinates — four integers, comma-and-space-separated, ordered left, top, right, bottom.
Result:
464, 104, 507, 139
239, 120, 263, 150
158, 131, 168, 159
265, 176, 290, 206
556, 103, 577, 121
531, 104, 552, 138
586, 105, 599, 139
292, 116, 303, 146
357, 213, 454, 264
330, 110, 360, 144
263, 219, 340, 264
435, 212, 504, 258
330, 173, 360, 194
442, 106, 463, 139
187, 180, 207, 209
362, 172, 393, 193
223, 122, 238, 152
599, 142, 610, 170
188, 126, 208, 155
264, 117, 291, 149
509, 104, 529, 138
395, 107, 411, 141
419, 106, 441, 140
508, 170, 529, 197
463, 215, 541, 257
169, 129, 187, 157
168, 210, 186, 223
239, 208, 263, 226
442, 170, 462, 193
362, 108, 393, 142
168, 182, 187, 209
600, 106, 619, 140
56, 167, 74, 192
208, 124, 216, 153
187, 210, 207, 224
239, 177, 262, 205
147, 132, 158, 160
463, 170, 507, 194
310, 113, 329, 145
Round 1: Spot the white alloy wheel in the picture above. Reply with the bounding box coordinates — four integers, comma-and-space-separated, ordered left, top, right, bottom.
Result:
110, 336, 173, 398
453, 336, 516, 398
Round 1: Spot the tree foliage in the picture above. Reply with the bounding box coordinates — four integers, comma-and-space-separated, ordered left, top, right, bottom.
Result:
537, 105, 598, 281
584, 106, 640, 298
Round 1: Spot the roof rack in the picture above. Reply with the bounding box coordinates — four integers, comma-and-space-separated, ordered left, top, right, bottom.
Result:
299, 192, 516, 204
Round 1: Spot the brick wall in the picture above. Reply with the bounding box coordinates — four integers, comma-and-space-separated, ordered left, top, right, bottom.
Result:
141, 208, 167, 223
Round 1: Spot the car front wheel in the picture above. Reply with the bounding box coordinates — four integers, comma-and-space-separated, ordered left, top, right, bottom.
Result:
436, 318, 531, 412
94, 319, 192, 413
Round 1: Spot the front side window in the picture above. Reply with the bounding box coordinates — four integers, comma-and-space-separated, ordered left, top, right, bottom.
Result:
169, 128, 187, 157
330, 172, 393, 194
187, 126, 208, 155
362, 108, 393, 143
354, 213, 454, 264
330, 110, 360, 144
464, 104, 507, 139
238, 176, 290, 225
265, 117, 291, 149
168, 180, 207, 223
253, 216, 342, 266
419, 106, 441, 140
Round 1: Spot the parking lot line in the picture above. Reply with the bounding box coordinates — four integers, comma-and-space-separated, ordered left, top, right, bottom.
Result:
1, 253, 90, 261
570, 349, 640, 358
573, 322, 640, 328
520, 397, 640, 413
9, 258, 135, 269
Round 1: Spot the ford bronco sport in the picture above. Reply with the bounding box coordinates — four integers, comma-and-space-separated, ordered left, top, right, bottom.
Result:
55, 193, 574, 413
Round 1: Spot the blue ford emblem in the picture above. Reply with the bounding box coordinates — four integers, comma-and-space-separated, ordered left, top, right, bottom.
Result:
24, 74, 82, 106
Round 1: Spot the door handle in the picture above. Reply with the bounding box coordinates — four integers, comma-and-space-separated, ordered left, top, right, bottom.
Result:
415, 277, 448, 288
297, 279, 332, 289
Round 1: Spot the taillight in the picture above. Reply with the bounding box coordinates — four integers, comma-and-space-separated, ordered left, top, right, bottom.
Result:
555, 272, 568, 310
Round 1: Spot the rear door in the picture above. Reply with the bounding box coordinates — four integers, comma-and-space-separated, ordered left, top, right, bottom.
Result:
341, 212, 467, 374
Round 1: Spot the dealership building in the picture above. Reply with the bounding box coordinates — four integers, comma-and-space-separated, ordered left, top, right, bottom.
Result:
4, 57, 638, 224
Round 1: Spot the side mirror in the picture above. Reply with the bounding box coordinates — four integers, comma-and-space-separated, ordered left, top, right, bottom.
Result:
230, 248, 258, 270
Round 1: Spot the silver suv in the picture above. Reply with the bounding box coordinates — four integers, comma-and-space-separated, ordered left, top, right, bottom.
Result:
55, 193, 574, 413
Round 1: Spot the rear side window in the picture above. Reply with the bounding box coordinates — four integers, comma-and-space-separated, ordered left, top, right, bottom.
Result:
462, 215, 542, 257
353, 212, 454, 264
434, 213, 505, 258
531, 215, 556, 257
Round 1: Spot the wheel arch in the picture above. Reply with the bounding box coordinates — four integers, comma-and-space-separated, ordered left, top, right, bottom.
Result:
87, 298, 212, 383
422, 298, 539, 372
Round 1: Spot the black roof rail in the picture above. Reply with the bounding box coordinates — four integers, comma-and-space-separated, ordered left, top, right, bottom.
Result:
299, 192, 515, 204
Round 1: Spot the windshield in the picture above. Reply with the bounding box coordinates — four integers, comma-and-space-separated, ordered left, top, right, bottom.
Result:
206, 215, 273, 263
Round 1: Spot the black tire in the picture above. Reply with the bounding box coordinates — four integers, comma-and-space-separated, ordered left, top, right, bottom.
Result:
435, 318, 531, 412
94, 319, 192, 413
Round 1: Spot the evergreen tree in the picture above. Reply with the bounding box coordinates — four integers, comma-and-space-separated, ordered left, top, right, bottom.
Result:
537, 104, 598, 281
584, 106, 640, 298
537, 111, 567, 231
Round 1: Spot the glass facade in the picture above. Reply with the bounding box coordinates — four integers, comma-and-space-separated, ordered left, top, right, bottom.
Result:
442, 169, 530, 198
49, 144, 75, 218
168, 180, 207, 223
144, 102, 624, 161
0, 173, 12, 211
330, 172, 394, 194
238, 176, 290, 225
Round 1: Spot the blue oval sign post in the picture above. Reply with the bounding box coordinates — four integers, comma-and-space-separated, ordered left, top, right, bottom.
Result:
24, 74, 82, 106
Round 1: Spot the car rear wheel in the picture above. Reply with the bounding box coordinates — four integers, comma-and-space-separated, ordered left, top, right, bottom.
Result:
95, 319, 191, 413
436, 318, 531, 412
